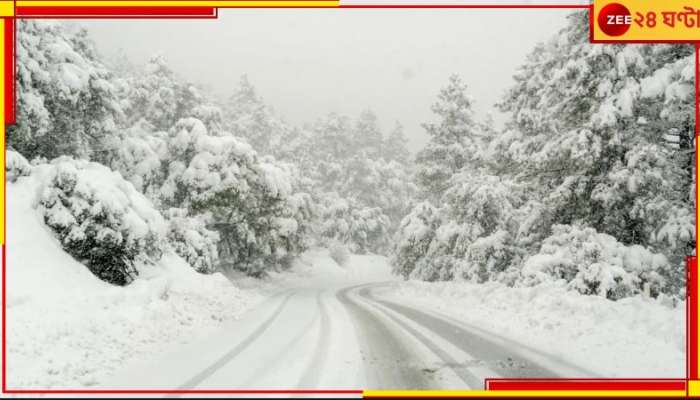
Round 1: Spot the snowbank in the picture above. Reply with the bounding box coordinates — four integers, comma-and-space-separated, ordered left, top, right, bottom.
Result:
5, 172, 265, 389
379, 280, 685, 378
234, 248, 395, 291
5, 167, 391, 389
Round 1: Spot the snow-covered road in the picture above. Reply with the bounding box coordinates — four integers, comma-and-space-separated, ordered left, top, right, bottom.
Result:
104, 278, 595, 391
10, 228, 680, 391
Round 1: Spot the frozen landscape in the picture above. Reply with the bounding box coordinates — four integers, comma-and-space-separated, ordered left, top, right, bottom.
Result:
5, 169, 685, 389
3, 9, 694, 390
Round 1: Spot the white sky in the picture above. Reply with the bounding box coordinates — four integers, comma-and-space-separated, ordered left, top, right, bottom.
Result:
81, 9, 572, 151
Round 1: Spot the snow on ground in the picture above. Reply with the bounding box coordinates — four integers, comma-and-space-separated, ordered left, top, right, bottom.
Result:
377, 280, 685, 378
256, 248, 395, 290
5, 173, 266, 389
7, 165, 684, 386
4, 172, 387, 390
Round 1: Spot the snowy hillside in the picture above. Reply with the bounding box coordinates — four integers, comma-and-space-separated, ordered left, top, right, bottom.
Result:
5, 166, 396, 388
6, 170, 268, 388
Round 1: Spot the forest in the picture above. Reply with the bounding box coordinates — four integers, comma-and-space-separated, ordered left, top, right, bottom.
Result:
6, 11, 696, 303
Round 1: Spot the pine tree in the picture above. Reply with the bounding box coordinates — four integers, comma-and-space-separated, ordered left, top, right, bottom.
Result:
224, 75, 292, 155
416, 75, 482, 199
353, 109, 383, 158
497, 11, 694, 265
383, 121, 411, 164
491, 10, 694, 295
121, 54, 204, 132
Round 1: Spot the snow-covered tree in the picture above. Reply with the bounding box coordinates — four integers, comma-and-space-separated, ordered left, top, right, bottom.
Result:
383, 121, 411, 164
224, 75, 294, 156
9, 20, 329, 281
319, 193, 391, 255
157, 117, 313, 276
416, 75, 483, 199
119, 54, 203, 132
496, 11, 694, 294
352, 109, 383, 158
392, 201, 440, 279
108, 120, 168, 198
308, 112, 354, 163
9, 21, 122, 163
292, 111, 415, 254
439, 172, 522, 282
394, 11, 694, 300
392, 170, 522, 283
339, 155, 417, 225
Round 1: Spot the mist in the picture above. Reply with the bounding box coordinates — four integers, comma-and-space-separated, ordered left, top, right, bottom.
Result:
81, 8, 570, 151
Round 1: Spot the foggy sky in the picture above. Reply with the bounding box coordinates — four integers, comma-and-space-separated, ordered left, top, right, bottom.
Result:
81, 9, 572, 151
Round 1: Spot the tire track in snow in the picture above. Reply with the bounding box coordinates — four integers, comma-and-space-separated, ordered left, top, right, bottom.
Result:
240, 292, 321, 387
336, 284, 432, 389
175, 291, 296, 391
358, 285, 564, 378
296, 290, 331, 388
351, 288, 484, 389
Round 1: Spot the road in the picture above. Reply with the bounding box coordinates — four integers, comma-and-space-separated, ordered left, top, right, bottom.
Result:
107, 281, 594, 390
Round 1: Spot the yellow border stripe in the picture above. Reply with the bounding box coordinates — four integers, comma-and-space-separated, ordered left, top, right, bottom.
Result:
16, 0, 339, 6
0, 1, 14, 17
689, 380, 700, 396
363, 390, 687, 398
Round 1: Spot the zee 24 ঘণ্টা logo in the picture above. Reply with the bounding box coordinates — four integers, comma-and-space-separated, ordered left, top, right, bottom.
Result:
598, 3, 633, 37
597, 1, 700, 39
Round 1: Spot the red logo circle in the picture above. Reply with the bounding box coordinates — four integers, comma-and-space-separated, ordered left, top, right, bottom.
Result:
598, 3, 632, 37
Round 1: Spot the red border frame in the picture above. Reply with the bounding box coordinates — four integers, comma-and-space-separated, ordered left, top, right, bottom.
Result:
16, 6, 218, 18
485, 379, 688, 391
2, 2, 698, 396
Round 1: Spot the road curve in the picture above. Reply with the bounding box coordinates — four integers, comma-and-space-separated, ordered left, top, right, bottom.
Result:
355, 282, 597, 380
106, 280, 594, 392
336, 285, 435, 389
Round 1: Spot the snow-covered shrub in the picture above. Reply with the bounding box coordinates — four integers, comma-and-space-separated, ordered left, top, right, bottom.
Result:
411, 253, 459, 282
165, 208, 219, 274
521, 225, 668, 300
319, 193, 390, 255
275, 190, 316, 264
461, 229, 520, 283
37, 157, 166, 285
159, 118, 313, 277
6, 150, 32, 182
442, 172, 519, 240
109, 120, 168, 196
391, 202, 439, 279
347, 207, 391, 254
402, 172, 521, 283
328, 240, 350, 267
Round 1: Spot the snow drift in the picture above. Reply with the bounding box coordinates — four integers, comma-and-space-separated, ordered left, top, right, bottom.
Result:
5, 163, 264, 388
380, 280, 685, 378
